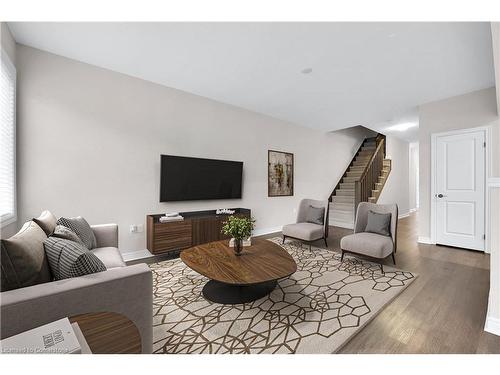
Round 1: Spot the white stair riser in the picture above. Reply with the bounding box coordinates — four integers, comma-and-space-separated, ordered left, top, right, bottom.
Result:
332, 196, 354, 204
330, 202, 354, 211
336, 189, 354, 196
343, 177, 359, 183
346, 171, 362, 177
329, 219, 354, 229
340, 182, 354, 189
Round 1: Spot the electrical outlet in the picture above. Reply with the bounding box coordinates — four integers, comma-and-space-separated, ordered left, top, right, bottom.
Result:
130, 224, 144, 233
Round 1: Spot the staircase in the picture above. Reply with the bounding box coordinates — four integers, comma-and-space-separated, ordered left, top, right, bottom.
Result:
329, 134, 392, 229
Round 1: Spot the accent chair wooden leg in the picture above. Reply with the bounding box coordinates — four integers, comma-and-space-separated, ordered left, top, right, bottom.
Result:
323, 237, 328, 248
282, 235, 286, 244
309, 243, 312, 250
391, 252, 396, 265
380, 263, 384, 274
340, 250, 345, 262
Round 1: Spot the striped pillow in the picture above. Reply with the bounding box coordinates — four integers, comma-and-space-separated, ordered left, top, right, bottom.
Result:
43, 237, 106, 280
56, 217, 97, 249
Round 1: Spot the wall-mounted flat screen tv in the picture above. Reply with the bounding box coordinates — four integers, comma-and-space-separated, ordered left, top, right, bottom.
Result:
160, 155, 243, 202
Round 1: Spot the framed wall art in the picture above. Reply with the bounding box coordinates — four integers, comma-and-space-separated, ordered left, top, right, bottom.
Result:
268, 150, 294, 197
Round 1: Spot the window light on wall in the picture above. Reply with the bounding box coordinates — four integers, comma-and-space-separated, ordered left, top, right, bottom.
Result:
0, 48, 16, 227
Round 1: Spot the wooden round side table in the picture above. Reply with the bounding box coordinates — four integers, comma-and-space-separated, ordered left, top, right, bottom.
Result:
69, 312, 141, 354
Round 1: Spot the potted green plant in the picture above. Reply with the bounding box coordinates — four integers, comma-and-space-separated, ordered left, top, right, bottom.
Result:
221, 216, 256, 256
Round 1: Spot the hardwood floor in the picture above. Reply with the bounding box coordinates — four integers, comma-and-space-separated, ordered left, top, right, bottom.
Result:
264, 212, 500, 353
135, 211, 500, 353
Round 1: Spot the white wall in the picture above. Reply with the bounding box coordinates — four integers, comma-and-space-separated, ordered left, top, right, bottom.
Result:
1, 23, 16, 64
377, 136, 410, 217
486, 182, 500, 336
15, 45, 373, 253
492, 23, 500, 114
485, 22, 500, 337
418, 87, 499, 241
0, 22, 18, 239
408, 142, 419, 211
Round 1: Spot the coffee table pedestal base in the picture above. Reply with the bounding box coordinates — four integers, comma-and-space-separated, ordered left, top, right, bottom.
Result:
202, 280, 278, 304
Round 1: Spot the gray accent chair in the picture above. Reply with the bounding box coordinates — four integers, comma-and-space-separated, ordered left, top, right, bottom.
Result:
282, 199, 329, 249
340, 202, 398, 273
0, 222, 153, 353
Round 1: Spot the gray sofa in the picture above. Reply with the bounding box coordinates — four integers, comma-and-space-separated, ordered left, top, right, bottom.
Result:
0, 221, 153, 353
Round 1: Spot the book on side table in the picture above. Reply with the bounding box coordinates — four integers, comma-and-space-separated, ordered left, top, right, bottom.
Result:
0, 317, 91, 354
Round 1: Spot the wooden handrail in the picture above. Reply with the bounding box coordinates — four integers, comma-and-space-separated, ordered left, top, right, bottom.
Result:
358, 137, 385, 182
354, 134, 386, 211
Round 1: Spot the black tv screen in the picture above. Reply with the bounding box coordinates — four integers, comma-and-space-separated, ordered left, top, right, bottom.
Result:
160, 155, 243, 202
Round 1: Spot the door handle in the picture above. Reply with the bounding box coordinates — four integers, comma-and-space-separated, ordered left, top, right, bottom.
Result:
436, 193, 447, 198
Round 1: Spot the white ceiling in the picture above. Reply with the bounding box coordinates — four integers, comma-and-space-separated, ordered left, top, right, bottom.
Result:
8, 22, 495, 139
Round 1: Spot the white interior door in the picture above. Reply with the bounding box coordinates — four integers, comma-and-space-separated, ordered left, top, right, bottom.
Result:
435, 130, 485, 251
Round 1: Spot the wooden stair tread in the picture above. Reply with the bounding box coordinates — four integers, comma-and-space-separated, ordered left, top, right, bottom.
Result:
330, 134, 390, 206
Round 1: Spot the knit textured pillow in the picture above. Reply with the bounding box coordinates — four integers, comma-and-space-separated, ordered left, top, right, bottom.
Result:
52, 225, 86, 246
56, 216, 97, 249
43, 237, 106, 280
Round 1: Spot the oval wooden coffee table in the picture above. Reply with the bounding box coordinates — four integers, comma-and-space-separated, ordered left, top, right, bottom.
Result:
180, 238, 297, 304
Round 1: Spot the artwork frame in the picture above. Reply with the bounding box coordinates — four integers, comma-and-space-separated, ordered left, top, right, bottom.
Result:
268, 150, 294, 197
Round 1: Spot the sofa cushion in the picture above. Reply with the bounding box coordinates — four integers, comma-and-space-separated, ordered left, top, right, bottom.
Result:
43, 237, 106, 280
91, 247, 126, 269
33, 210, 57, 236
365, 210, 391, 236
56, 216, 97, 249
340, 232, 394, 259
282, 222, 324, 241
0, 221, 52, 292
305, 205, 325, 225
52, 225, 85, 246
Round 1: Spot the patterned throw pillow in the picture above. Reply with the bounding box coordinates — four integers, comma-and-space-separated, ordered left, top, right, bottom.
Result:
56, 217, 97, 249
52, 225, 86, 246
43, 237, 106, 280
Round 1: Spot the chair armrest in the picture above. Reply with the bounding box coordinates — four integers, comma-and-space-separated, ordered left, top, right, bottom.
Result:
0, 264, 152, 353
91, 223, 118, 248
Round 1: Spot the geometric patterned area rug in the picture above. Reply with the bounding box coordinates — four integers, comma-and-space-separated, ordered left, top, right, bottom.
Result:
149, 237, 417, 354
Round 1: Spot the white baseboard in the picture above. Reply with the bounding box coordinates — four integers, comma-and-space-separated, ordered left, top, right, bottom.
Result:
253, 226, 282, 237
417, 236, 433, 244
122, 249, 153, 261
398, 211, 411, 219
329, 220, 354, 230
409, 208, 418, 213
485, 316, 500, 336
